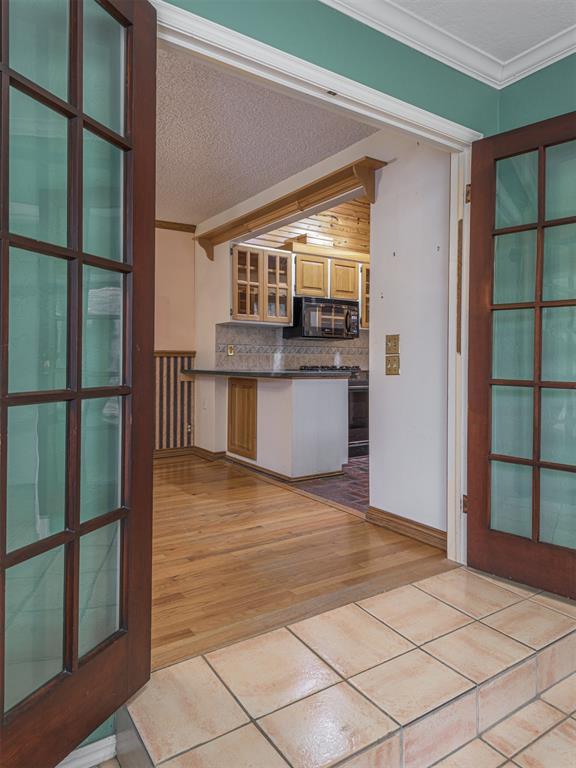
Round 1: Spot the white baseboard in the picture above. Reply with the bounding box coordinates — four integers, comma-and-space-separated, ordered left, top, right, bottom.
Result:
57, 736, 116, 768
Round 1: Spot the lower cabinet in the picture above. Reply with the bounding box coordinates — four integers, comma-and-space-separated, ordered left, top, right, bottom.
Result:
228, 378, 257, 459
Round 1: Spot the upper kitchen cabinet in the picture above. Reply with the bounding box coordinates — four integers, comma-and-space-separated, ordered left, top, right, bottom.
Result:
361, 265, 370, 329
295, 253, 329, 297
331, 259, 359, 301
232, 246, 292, 324
263, 251, 292, 323
233, 245, 262, 320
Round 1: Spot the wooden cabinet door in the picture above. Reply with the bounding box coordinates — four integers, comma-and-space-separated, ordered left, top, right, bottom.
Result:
331, 259, 359, 300
361, 265, 370, 328
233, 246, 262, 320
228, 379, 258, 459
295, 254, 329, 297
263, 251, 292, 323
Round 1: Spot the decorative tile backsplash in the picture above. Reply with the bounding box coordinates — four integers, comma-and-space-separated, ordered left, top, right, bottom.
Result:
215, 323, 369, 371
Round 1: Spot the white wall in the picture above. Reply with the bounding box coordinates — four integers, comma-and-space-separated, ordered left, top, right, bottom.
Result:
370, 143, 451, 532
194, 242, 231, 452
154, 228, 195, 350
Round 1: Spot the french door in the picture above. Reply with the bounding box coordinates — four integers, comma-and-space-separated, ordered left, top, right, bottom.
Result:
0, 1, 156, 766
468, 112, 576, 599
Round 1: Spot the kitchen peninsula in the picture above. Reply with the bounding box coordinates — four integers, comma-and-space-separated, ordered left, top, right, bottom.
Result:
181, 368, 350, 480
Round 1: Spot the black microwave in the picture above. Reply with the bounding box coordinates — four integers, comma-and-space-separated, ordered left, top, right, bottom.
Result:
283, 297, 360, 339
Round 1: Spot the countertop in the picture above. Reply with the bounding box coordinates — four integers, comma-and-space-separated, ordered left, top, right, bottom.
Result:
181, 368, 354, 379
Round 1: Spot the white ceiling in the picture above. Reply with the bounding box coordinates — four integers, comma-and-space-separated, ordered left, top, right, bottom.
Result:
156, 42, 377, 224
320, 0, 576, 86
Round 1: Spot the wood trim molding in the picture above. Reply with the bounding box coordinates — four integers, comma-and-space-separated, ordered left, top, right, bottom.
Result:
188, 446, 227, 462
367, 506, 447, 551
155, 219, 197, 233
226, 455, 344, 483
196, 157, 385, 260
154, 350, 196, 357
282, 239, 370, 264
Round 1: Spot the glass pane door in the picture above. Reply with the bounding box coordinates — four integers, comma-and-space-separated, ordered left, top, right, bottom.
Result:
0, 1, 156, 765
469, 112, 576, 598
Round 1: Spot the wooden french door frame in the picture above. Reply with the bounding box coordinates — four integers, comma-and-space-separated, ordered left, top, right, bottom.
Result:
468, 111, 576, 598
0, 1, 156, 766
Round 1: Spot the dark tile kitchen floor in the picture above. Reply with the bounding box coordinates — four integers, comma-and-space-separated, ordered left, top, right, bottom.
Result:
294, 455, 369, 514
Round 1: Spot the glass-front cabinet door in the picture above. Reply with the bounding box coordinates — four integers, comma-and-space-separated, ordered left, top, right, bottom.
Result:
263, 251, 292, 324
469, 112, 576, 598
0, 2, 156, 767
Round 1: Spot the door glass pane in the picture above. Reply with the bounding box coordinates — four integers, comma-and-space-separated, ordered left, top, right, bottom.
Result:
9, 88, 68, 246
492, 310, 534, 380
249, 285, 259, 315
491, 386, 533, 459
490, 461, 532, 538
278, 288, 288, 317
267, 290, 276, 317
543, 223, 576, 301
9, 248, 68, 393
9, 0, 68, 100
4, 547, 65, 712
495, 151, 538, 229
541, 389, 576, 466
82, 266, 123, 388
7, 403, 66, 552
80, 397, 122, 522
540, 469, 576, 549
541, 307, 576, 382
79, 522, 120, 657
546, 140, 576, 221
83, 0, 125, 134
83, 131, 124, 261
493, 230, 536, 304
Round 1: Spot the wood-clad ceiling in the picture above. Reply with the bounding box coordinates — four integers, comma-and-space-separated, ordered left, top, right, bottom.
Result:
246, 198, 370, 254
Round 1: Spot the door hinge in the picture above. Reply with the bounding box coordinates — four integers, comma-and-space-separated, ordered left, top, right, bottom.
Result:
465, 184, 471, 204
462, 494, 469, 514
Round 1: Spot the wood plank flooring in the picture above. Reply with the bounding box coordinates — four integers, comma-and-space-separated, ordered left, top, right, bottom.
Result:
152, 455, 456, 670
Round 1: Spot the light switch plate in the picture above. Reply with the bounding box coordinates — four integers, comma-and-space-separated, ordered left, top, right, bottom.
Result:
386, 355, 400, 375
386, 334, 400, 354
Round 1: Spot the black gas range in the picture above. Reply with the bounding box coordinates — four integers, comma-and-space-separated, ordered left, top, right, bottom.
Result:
299, 366, 369, 456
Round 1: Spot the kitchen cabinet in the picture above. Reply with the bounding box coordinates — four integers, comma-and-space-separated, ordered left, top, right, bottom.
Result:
330, 259, 359, 301
228, 377, 257, 459
295, 254, 329, 297
232, 246, 292, 324
361, 265, 370, 329
263, 251, 292, 323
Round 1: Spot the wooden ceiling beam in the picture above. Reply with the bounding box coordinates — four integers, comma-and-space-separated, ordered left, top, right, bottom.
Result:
196, 156, 385, 260
155, 219, 197, 233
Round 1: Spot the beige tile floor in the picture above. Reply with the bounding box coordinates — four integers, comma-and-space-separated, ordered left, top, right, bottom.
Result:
125, 568, 576, 768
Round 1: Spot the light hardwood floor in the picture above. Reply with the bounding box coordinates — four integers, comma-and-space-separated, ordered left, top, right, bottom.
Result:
152, 455, 456, 670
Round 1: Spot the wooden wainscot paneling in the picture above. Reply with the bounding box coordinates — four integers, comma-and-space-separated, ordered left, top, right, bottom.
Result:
197, 157, 385, 259
330, 259, 359, 300
228, 378, 258, 459
367, 506, 447, 551
295, 253, 329, 297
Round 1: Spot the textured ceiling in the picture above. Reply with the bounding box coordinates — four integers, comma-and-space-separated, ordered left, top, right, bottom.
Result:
387, 0, 576, 61
156, 43, 377, 224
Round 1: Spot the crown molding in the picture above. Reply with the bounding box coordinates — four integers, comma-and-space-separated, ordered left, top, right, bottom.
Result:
319, 0, 576, 89
152, 0, 481, 151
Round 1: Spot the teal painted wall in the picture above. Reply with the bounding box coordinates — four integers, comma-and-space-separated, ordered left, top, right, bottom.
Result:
166, 0, 499, 134
164, 0, 576, 137
499, 54, 576, 133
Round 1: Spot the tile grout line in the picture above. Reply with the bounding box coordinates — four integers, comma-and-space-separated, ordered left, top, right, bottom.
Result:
479, 703, 574, 764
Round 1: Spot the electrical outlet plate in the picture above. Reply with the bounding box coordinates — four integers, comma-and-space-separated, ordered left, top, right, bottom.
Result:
386, 334, 400, 354
227, 344, 235, 356
386, 355, 400, 375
